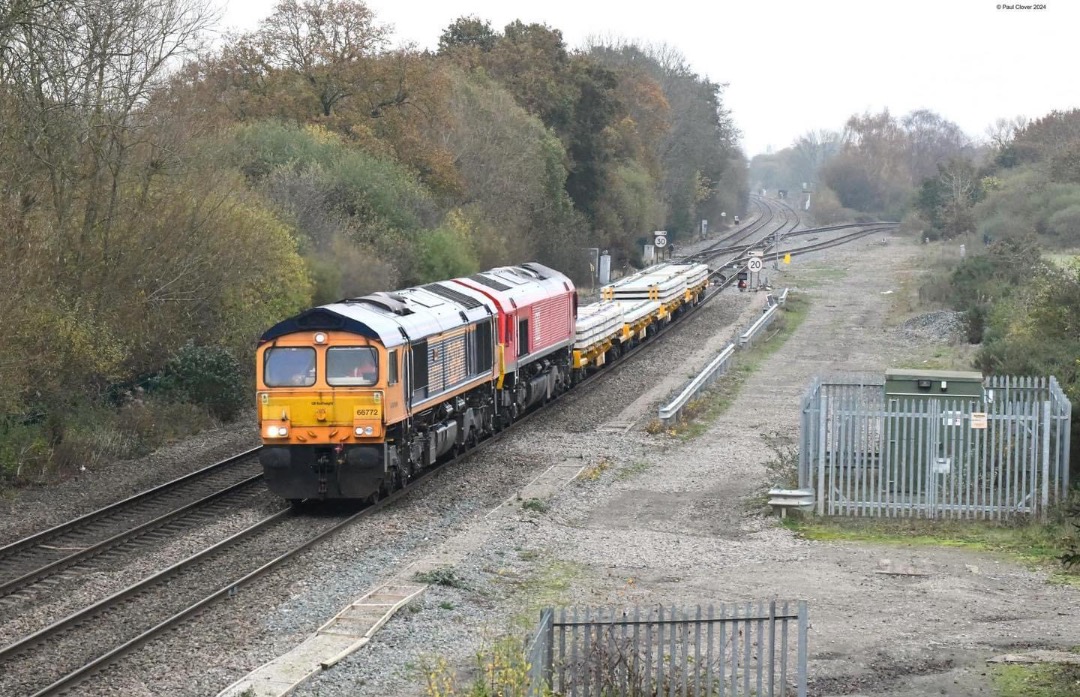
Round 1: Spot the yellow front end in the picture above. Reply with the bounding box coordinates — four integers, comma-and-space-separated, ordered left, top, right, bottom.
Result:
258, 389, 385, 446
255, 331, 400, 500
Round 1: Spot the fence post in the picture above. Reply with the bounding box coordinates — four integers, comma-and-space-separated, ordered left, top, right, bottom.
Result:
817, 391, 827, 515
1065, 400, 1072, 494
797, 601, 808, 697
1042, 401, 1051, 521
543, 608, 555, 688
799, 390, 809, 489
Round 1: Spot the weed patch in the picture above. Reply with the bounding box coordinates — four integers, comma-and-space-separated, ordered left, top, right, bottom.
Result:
748, 431, 800, 512
784, 516, 1080, 586
616, 461, 652, 481
414, 568, 471, 590
991, 662, 1080, 697
521, 498, 549, 514
577, 457, 613, 482
502, 556, 584, 629
422, 636, 541, 697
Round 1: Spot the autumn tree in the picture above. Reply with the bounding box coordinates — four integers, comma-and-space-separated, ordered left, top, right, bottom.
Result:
791, 129, 843, 188
437, 14, 496, 70
915, 159, 983, 239
255, 0, 388, 117
901, 109, 970, 183
1, 0, 214, 249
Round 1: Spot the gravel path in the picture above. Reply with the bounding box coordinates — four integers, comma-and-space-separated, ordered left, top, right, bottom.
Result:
6, 228, 1070, 697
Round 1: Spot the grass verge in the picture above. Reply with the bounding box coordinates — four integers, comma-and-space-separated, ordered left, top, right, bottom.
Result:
784, 264, 847, 289
782, 516, 1080, 586
1, 396, 220, 489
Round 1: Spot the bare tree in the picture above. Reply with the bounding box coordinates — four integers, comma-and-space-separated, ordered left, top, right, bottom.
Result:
901, 109, 970, 183
985, 115, 1029, 152
1, 0, 214, 270
791, 129, 842, 187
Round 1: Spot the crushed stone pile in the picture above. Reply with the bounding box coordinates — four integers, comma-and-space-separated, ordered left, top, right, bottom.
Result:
899, 310, 968, 343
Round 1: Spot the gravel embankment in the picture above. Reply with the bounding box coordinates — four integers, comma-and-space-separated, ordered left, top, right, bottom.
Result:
899, 309, 968, 343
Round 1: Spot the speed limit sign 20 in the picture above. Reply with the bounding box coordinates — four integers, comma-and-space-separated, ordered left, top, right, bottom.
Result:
747, 257, 763, 272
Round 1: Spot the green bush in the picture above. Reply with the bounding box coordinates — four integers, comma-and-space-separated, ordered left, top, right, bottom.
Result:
153, 342, 247, 421
0, 419, 51, 483
414, 225, 479, 283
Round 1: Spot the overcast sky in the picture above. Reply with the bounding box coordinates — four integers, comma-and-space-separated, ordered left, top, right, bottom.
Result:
213, 0, 1080, 158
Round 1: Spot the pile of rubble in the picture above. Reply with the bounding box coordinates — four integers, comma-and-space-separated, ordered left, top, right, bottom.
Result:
899, 310, 968, 343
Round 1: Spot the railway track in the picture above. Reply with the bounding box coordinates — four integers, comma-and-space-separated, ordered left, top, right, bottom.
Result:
0, 201, 897, 694
0, 505, 343, 696
0, 449, 262, 599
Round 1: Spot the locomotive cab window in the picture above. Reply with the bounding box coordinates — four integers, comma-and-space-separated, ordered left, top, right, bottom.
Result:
265, 347, 316, 387
518, 318, 530, 357
388, 350, 398, 385
327, 347, 378, 386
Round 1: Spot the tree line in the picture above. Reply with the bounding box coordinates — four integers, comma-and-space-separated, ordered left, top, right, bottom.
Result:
0, 0, 746, 481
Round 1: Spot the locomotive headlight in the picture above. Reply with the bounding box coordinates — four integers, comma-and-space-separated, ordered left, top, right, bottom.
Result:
354, 427, 364, 436
364, 426, 373, 435
267, 425, 288, 438
314, 332, 327, 344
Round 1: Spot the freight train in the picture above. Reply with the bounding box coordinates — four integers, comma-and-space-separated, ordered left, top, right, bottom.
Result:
255, 261, 710, 502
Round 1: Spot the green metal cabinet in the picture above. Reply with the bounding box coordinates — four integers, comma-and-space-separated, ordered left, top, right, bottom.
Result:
884, 369, 984, 403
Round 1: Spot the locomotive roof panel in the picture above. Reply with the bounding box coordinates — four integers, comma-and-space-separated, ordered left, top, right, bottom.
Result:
453, 262, 574, 310
260, 282, 495, 347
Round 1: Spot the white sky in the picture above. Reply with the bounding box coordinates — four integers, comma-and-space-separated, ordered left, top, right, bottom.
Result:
213, 0, 1080, 158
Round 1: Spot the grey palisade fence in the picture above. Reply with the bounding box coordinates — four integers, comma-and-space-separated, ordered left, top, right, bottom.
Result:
799, 374, 1071, 519
526, 602, 808, 697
